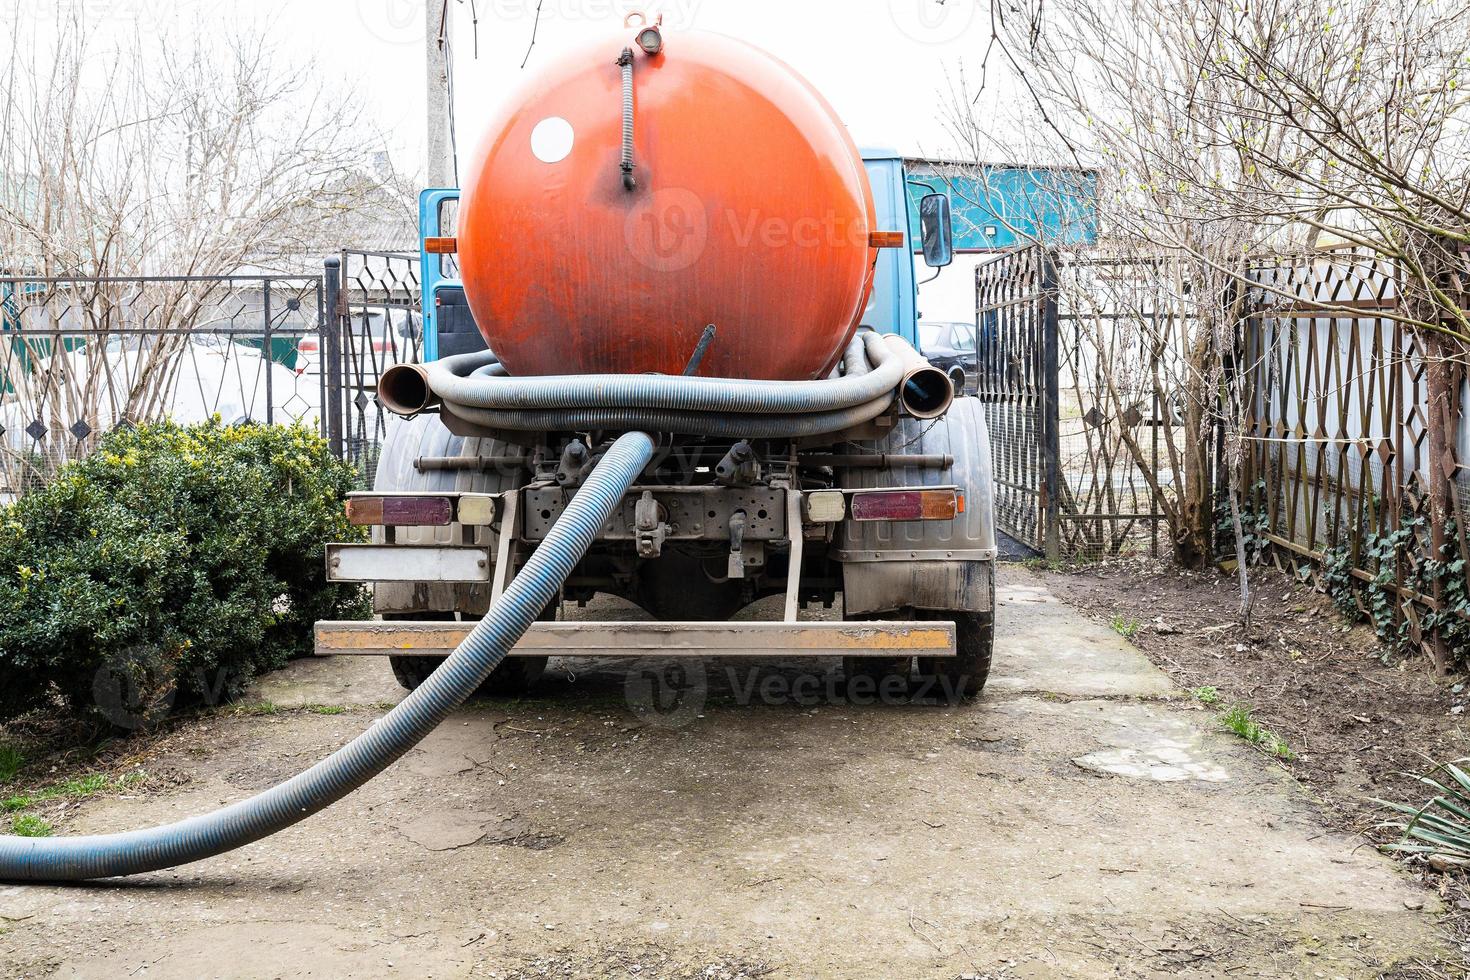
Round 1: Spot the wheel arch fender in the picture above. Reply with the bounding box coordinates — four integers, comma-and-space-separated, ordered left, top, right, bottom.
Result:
834, 397, 997, 616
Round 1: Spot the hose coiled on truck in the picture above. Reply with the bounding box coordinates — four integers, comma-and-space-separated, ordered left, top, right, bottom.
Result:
0, 432, 657, 882
412, 331, 947, 436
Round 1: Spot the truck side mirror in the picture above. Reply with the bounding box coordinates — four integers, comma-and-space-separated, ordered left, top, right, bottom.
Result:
918, 193, 954, 268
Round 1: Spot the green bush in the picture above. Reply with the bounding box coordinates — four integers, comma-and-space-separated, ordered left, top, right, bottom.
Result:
0, 420, 368, 728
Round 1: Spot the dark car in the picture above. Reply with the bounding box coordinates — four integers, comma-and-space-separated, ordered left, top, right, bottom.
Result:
918, 320, 977, 394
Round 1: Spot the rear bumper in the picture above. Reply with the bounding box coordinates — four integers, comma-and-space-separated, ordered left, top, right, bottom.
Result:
313, 619, 956, 659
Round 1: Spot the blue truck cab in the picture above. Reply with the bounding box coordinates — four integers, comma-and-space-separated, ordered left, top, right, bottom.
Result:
415, 149, 948, 364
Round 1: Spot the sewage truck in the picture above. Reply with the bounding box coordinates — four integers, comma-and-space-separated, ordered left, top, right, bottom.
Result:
313, 18, 999, 699
0, 17, 1001, 883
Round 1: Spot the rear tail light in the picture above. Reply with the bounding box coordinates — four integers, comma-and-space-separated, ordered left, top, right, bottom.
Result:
849, 489, 963, 522
345, 495, 454, 526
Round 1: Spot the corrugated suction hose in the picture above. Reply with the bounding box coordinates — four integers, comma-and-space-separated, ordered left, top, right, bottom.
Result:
0, 431, 657, 882
421, 331, 950, 436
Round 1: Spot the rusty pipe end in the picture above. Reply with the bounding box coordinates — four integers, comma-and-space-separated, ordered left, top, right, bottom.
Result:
899, 363, 955, 419
883, 334, 954, 420
378, 362, 439, 416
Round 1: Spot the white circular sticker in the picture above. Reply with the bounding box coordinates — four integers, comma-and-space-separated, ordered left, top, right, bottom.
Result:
530, 116, 574, 164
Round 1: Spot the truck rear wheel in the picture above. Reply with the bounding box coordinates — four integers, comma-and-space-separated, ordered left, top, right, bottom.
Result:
386, 610, 551, 697
915, 610, 993, 700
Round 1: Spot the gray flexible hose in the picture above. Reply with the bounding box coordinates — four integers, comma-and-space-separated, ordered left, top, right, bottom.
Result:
428, 332, 906, 415
0, 432, 656, 882
617, 47, 636, 191
445, 395, 896, 438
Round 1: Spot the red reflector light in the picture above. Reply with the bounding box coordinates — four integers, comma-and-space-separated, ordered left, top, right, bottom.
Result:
850, 489, 960, 522
345, 495, 454, 526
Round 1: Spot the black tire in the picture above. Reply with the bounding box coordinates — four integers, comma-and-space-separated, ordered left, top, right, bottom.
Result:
386, 609, 551, 697
915, 610, 994, 700
389, 651, 447, 692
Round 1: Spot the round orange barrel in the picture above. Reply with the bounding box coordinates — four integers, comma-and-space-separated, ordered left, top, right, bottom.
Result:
456, 24, 877, 380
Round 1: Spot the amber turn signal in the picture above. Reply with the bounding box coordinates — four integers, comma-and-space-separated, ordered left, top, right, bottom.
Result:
849, 489, 962, 522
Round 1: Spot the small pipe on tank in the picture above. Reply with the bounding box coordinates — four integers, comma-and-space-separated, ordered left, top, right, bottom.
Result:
886, 336, 955, 420
617, 47, 637, 191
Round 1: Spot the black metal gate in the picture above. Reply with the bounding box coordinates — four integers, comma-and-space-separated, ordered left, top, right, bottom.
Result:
974, 246, 1182, 561
321, 250, 424, 483
975, 245, 1061, 557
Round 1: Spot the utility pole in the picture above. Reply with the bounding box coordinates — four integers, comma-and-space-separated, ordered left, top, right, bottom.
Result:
425, 0, 452, 188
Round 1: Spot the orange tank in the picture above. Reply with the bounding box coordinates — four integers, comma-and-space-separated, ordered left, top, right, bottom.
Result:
456, 23, 877, 381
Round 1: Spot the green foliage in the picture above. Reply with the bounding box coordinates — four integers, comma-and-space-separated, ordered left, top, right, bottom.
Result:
0, 743, 24, 783
1323, 516, 1469, 661
1, 770, 146, 814
1377, 758, 1470, 864
1213, 481, 1272, 565
0, 421, 368, 728
10, 814, 52, 837
1108, 613, 1141, 639
1190, 685, 1221, 706
1219, 703, 1294, 760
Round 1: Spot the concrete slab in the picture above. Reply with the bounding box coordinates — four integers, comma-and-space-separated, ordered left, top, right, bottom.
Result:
988, 574, 1176, 698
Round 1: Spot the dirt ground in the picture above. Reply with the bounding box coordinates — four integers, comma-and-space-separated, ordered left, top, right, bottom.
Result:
1038, 559, 1470, 835
1041, 558, 1470, 972
0, 564, 1462, 978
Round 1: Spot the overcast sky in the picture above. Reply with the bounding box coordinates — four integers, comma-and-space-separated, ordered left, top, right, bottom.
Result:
41, 0, 1015, 178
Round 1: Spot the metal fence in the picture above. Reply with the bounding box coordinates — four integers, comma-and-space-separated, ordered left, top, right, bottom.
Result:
974, 246, 1175, 560
974, 246, 1059, 556
323, 249, 425, 486
0, 274, 325, 499
0, 254, 428, 500
1052, 257, 1181, 559
1241, 251, 1470, 664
